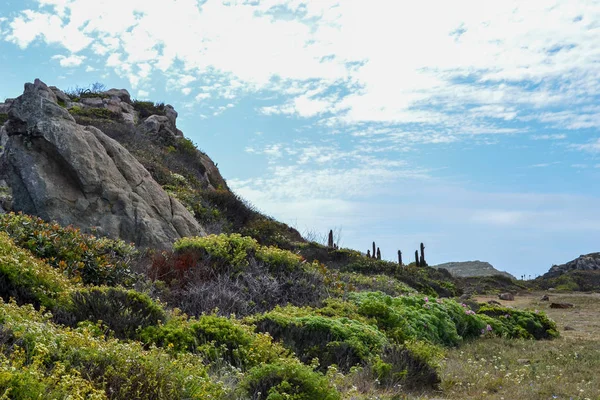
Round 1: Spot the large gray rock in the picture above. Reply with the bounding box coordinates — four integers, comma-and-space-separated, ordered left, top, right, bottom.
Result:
544, 253, 600, 278
0, 79, 204, 248
137, 114, 182, 139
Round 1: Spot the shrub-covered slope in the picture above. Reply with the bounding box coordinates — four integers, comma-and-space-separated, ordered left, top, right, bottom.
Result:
0, 212, 559, 399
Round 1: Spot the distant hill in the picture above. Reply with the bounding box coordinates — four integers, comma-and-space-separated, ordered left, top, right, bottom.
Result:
432, 261, 516, 279
543, 252, 600, 278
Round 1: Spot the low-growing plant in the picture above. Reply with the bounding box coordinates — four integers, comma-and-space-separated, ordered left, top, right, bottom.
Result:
0, 300, 226, 399
252, 306, 389, 372
173, 234, 302, 272
132, 100, 166, 119
477, 305, 559, 339
69, 106, 122, 121
55, 287, 166, 339
240, 360, 341, 400
0, 232, 72, 309
0, 212, 137, 286
0, 113, 8, 125
140, 313, 288, 369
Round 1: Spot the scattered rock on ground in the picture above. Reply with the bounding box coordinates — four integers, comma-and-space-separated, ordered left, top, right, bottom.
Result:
498, 293, 515, 301
540, 294, 550, 301
550, 302, 574, 309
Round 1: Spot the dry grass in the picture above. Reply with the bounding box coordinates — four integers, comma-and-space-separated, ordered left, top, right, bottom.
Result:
430, 291, 600, 400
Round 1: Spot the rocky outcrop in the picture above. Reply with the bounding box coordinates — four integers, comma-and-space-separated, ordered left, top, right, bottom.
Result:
432, 261, 515, 279
544, 253, 600, 278
0, 79, 204, 249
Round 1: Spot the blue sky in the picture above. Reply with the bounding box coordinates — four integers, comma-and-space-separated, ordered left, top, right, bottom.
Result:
1, 0, 600, 277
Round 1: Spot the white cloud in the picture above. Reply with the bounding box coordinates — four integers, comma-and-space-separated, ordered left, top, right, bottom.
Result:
181, 88, 192, 96
531, 134, 567, 140
195, 92, 211, 102
572, 138, 600, 153
5, 0, 600, 142
471, 210, 526, 226
51, 54, 86, 67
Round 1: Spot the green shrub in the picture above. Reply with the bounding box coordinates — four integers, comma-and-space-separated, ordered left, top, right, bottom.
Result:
369, 342, 442, 389
240, 360, 341, 400
173, 233, 301, 272
0, 113, 7, 125
348, 292, 483, 346
0, 212, 137, 286
477, 305, 558, 339
132, 100, 166, 119
0, 300, 226, 399
55, 287, 166, 339
139, 314, 288, 369
253, 307, 388, 372
0, 232, 72, 309
0, 358, 107, 399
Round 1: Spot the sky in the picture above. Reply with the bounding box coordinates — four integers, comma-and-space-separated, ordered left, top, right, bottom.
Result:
1, 0, 600, 278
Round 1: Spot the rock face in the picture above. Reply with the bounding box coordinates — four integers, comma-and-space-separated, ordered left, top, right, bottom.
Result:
0, 79, 204, 248
544, 253, 600, 278
432, 260, 515, 279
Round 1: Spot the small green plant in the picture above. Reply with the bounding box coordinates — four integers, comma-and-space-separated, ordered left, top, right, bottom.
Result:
132, 100, 166, 119
69, 106, 122, 121
0, 113, 8, 125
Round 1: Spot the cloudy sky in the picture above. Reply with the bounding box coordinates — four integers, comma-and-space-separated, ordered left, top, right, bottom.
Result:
1, 0, 600, 277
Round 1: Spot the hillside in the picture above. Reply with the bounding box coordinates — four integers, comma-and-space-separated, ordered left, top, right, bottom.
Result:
531, 253, 600, 292
0, 80, 562, 399
432, 260, 515, 279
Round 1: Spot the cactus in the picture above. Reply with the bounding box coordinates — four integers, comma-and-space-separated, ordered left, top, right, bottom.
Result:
415, 250, 419, 267
372, 242, 376, 259
398, 250, 402, 266
419, 242, 427, 266
376, 247, 381, 260
328, 229, 334, 248
367, 249, 371, 258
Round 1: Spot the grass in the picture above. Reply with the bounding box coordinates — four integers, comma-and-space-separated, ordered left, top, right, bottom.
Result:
433, 292, 600, 400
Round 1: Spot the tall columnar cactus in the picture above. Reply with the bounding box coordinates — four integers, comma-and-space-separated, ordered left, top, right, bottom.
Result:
415, 250, 420, 267
328, 229, 334, 248
367, 249, 371, 258
372, 242, 376, 259
376, 247, 381, 260
398, 250, 402, 266
420, 242, 426, 266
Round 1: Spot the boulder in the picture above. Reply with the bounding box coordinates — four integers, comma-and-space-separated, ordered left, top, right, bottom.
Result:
137, 115, 180, 140
105, 88, 132, 104
0, 79, 204, 249
550, 302, 574, 309
498, 293, 515, 301
540, 294, 550, 301
49, 86, 70, 105
81, 97, 104, 108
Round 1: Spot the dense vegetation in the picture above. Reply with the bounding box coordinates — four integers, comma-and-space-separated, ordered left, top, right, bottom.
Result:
0, 211, 558, 399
